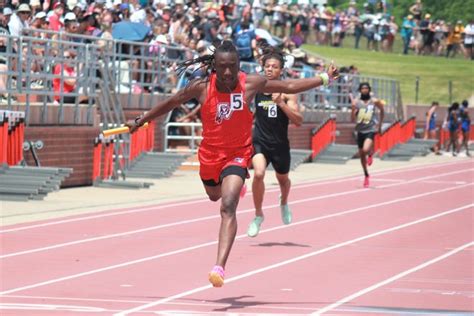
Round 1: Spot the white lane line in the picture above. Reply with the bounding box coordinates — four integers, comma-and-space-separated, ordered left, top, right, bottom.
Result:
114, 204, 474, 315
1, 183, 471, 296
376, 169, 472, 189
374, 179, 467, 185
312, 241, 474, 315
1, 169, 471, 259
370, 178, 404, 183
1, 159, 469, 234
421, 180, 467, 185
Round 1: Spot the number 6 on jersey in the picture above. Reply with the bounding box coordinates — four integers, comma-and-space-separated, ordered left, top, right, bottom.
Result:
231, 93, 243, 111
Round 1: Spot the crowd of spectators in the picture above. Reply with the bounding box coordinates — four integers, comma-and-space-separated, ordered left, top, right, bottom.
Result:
0, 0, 336, 103
0, 0, 471, 105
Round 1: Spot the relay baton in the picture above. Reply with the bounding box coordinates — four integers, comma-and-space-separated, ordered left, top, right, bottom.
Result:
102, 122, 149, 137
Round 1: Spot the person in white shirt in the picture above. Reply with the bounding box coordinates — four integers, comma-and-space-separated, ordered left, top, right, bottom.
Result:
464, 19, 474, 60
8, 3, 30, 37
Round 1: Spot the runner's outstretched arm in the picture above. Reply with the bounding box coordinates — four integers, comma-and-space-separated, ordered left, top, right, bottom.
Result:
259, 63, 339, 94
126, 79, 204, 132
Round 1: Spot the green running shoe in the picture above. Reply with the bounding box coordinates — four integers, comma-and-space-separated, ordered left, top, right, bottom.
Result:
247, 216, 264, 237
280, 196, 292, 225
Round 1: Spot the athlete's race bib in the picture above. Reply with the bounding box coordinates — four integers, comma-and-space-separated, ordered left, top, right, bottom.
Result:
268, 103, 277, 118
215, 93, 244, 124
357, 107, 374, 124
257, 100, 278, 118
231, 93, 243, 111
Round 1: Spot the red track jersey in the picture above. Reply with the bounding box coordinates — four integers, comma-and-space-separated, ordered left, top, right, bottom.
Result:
200, 71, 253, 149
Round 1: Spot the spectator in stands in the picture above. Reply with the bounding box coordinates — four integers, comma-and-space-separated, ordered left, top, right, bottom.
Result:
29, 0, 41, 16
424, 101, 440, 155
0, 7, 13, 103
119, 3, 131, 21
20, 42, 41, 75
89, 0, 105, 15
97, 10, 113, 51
401, 14, 415, 54
51, 12, 78, 44
233, 20, 257, 62
446, 20, 465, 58
353, 12, 364, 49
202, 11, 219, 44
419, 13, 435, 55
0, 7, 12, 34
130, 0, 147, 24
72, 2, 86, 22
272, 4, 286, 38
42, 0, 51, 12
30, 11, 48, 31
8, 3, 30, 36
48, 1, 64, 32
79, 13, 101, 37
0, 30, 10, 103
52, 49, 86, 104
409, 0, 423, 25
459, 100, 471, 156
464, 19, 474, 60
364, 18, 376, 51
433, 20, 448, 56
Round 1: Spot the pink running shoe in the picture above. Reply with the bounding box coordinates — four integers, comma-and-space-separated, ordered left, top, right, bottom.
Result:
239, 183, 247, 198
208, 265, 225, 287
367, 154, 373, 166
363, 176, 370, 188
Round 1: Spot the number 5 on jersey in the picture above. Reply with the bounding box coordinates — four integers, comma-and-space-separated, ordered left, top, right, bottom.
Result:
231, 93, 243, 111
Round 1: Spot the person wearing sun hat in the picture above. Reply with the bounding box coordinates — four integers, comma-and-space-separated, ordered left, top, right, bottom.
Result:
401, 14, 416, 54
29, 0, 41, 14
8, 3, 31, 36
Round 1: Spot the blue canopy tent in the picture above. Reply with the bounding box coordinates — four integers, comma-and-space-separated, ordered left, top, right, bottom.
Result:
112, 21, 151, 41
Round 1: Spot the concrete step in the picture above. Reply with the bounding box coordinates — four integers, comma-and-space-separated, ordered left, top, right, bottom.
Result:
381, 155, 413, 161
95, 179, 154, 189
127, 151, 188, 178
407, 138, 438, 145
0, 193, 32, 201
313, 156, 353, 164
0, 165, 72, 201
312, 144, 357, 164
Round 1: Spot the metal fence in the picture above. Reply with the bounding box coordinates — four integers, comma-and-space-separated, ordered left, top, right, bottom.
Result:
0, 33, 100, 125
3, 29, 402, 120
1, 29, 402, 156
241, 60, 401, 121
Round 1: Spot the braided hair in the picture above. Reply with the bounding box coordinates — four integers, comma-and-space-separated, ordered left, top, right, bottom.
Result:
177, 40, 239, 78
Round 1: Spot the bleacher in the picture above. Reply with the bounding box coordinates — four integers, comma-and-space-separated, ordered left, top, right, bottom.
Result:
126, 152, 189, 179
0, 165, 72, 201
313, 144, 357, 164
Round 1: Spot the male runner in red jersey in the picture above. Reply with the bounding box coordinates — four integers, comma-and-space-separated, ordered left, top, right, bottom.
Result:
127, 41, 338, 288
